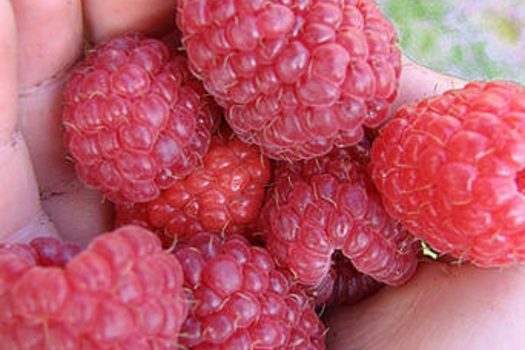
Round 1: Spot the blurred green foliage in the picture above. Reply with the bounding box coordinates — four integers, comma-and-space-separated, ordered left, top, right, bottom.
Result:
374, 0, 525, 84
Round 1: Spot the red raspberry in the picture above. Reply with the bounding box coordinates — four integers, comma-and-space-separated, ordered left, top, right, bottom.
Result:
177, 0, 401, 160
115, 128, 271, 244
370, 81, 525, 267
259, 143, 419, 303
0, 226, 188, 349
174, 232, 326, 349
62, 33, 220, 203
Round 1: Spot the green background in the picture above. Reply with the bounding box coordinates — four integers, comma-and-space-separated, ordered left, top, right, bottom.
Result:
375, 0, 525, 84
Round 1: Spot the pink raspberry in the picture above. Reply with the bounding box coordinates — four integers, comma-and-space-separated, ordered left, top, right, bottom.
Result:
260, 142, 419, 303
177, 0, 401, 160
62, 33, 220, 203
370, 81, 525, 267
0, 226, 188, 349
175, 232, 326, 349
115, 127, 272, 244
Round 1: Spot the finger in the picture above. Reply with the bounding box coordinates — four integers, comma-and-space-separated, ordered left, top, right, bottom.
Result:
12, 0, 113, 244
12, 0, 82, 189
0, 0, 16, 141
83, 0, 177, 44
0, 0, 58, 242
11, 0, 83, 89
326, 263, 525, 349
394, 56, 467, 111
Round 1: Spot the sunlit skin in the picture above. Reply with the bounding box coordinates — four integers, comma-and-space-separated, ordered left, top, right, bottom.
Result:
1, 0, 524, 348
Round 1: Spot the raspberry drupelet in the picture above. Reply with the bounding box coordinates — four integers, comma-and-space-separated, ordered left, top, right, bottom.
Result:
0, 236, 82, 267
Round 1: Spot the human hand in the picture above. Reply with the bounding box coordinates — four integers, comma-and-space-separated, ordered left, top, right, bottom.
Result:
1, 1, 523, 349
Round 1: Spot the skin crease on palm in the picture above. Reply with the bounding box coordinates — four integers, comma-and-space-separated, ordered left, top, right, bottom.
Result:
0, 0, 524, 348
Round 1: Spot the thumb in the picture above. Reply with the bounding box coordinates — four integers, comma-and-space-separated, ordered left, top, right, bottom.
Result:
394, 56, 466, 111
326, 262, 525, 349
0, 0, 58, 242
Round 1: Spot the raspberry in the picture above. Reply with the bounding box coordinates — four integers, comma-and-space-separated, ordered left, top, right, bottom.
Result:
370, 81, 525, 267
115, 128, 271, 244
0, 237, 82, 267
259, 142, 419, 303
62, 33, 220, 203
0, 226, 188, 349
177, 0, 401, 160
174, 232, 326, 349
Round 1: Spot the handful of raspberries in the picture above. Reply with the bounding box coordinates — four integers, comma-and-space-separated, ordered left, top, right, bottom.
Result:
2, 0, 525, 349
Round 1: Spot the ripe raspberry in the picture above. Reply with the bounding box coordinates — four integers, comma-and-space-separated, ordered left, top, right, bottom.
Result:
177, 0, 401, 160
115, 128, 271, 244
370, 81, 525, 267
174, 232, 326, 349
259, 142, 419, 303
63, 33, 220, 203
0, 226, 188, 349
